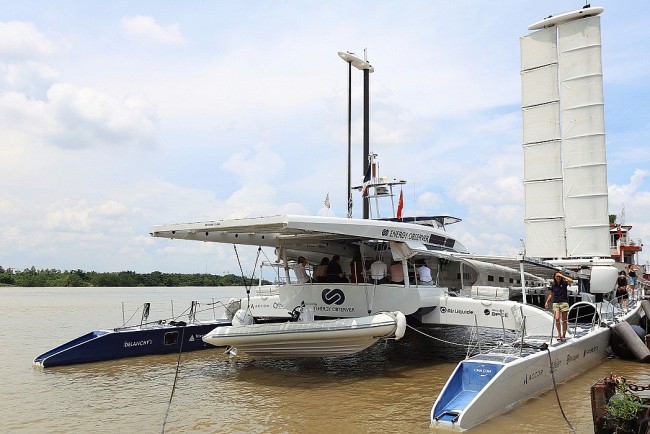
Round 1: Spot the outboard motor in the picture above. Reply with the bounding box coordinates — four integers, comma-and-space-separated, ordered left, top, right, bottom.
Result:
224, 298, 241, 321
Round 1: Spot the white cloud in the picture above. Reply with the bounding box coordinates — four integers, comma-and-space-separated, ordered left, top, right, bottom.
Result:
0, 84, 158, 150
418, 192, 441, 209
121, 16, 187, 45
0, 21, 59, 58
45, 83, 158, 148
45, 200, 130, 233
222, 142, 286, 184
1, 61, 59, 98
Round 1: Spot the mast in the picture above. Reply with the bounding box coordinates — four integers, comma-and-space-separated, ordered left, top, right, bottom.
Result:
337, 50, 374, 219
363, 49, 371, 219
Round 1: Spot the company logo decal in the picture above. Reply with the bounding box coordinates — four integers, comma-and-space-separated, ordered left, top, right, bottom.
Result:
124, 339, 153, 348
483, 308, 508, 318
440, 306, 474, 315
322, 288, 345, 305
380, 228, 430, 242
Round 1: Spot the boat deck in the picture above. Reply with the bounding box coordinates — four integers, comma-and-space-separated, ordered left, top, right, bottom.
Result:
468, 323, 596, 362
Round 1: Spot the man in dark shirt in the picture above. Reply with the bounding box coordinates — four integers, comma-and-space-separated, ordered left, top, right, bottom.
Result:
544, 272, 574, 341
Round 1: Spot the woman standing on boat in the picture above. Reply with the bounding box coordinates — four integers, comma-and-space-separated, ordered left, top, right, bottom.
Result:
627, 263, 638, 294
544, 272, 573, 341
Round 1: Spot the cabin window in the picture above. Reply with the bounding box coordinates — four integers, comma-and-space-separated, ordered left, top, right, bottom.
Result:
164, 331, 179, 345
509, 278, 514, 283
517, 279, 521, 284
487, 275, 494, 282
498, 277, 504, 283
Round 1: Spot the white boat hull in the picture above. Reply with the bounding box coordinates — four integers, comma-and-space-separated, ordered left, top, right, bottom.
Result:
203, 312, 406, 357
430, 302, 645, 431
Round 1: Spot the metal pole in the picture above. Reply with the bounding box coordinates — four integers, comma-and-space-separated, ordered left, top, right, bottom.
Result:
347, 61, 352, 218
363, 67, 370, 220
519, 258, 527, 304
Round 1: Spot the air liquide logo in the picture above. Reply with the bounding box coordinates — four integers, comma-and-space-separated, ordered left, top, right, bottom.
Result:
322, 288, 345, 305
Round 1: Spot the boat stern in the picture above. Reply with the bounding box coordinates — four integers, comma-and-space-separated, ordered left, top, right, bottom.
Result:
430, 360, 504, 431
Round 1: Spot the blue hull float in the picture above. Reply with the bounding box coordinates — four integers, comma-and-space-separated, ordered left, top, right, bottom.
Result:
34, 301, 230, 368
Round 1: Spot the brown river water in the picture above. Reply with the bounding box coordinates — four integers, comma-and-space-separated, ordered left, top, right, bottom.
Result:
1, 286, 648, 433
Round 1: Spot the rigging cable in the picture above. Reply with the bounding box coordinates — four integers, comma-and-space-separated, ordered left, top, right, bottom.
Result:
233, 245, 263, 314
161, 325, 186, 434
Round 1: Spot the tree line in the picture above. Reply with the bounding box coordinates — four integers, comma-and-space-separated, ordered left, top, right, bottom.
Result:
0, 266, 269, 287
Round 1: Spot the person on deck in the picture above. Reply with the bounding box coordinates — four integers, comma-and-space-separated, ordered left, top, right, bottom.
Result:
416, 259, 433, 285
326, 255, 348, 283
544, 272, 574, 341
627, 264, 638, 295
314, 257, 329, 283
616, 270, 629, 309
288, 256, 311, 284
390, 260, 405, 284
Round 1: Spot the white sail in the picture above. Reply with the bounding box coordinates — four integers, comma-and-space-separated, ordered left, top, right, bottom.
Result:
521, 15, 609, 259
521, 27, 564, 258
558, 16, 609, 256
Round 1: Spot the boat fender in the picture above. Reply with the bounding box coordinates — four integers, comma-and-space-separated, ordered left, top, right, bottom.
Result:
232, 309, 254, 326
394, 311, 406, 340
610, 322, 650, 362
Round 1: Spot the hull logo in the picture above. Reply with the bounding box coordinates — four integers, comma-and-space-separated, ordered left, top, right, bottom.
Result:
322, 288, 345, 305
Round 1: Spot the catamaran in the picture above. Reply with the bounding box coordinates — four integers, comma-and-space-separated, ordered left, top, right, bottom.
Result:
148, 4, 649, 431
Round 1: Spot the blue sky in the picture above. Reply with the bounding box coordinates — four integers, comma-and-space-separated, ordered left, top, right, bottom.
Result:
1, 1, 649, 275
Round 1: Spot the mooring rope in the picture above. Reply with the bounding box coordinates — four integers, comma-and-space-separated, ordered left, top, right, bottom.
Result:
406, 324, 490, 349
541, 343, 575, 434
161, 325, 186, 434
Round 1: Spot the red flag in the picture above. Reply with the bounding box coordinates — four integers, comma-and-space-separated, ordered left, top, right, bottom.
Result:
397, 190, 404, 220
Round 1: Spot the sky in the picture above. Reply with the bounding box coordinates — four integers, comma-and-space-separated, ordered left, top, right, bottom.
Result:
1, 1, 649, 276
